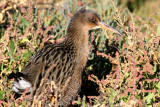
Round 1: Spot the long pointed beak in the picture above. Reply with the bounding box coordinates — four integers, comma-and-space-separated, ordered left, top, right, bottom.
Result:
97, 21, 123, 36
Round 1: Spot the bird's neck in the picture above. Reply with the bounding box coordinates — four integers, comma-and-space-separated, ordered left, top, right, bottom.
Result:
65, 24, 89, 51
64, 23, 90, 67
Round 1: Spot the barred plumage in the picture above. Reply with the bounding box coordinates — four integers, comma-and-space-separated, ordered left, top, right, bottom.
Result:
12, 7, 123, 106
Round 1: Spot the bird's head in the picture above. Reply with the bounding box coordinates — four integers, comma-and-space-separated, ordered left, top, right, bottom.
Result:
69, 7, 123, 36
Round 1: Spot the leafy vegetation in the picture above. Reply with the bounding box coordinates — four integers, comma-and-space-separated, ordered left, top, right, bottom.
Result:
0, 0, 160, 106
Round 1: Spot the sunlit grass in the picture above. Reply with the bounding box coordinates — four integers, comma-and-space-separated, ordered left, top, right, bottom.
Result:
0, 0, 160, 106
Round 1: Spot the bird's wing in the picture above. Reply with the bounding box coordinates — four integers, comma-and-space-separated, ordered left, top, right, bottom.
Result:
20, 43, 75, 93
21, 45, 52, 84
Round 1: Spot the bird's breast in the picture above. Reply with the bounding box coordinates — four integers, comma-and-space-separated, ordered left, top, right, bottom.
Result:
75, 46, 89, 68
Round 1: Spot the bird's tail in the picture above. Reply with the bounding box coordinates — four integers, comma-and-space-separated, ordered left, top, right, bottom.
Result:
8, 72, 32, 94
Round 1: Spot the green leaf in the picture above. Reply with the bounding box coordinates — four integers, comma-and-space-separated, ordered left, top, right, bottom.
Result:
157, 81, 160, 89
1, 63, 4, 71
154, 63, 157, 73
8, 52, 15, 62
10, 39, 15, 53
122, 70, 129, 77
73, 100, 81, 105
145, 93, 154, 104
82, 96, 86, 107
125, 72, 129, 77
28, 49, 33, 57
23, 53, 30, 60
0, 91, 5, 100
21, 18, 30, 27
157, 24, 160, 35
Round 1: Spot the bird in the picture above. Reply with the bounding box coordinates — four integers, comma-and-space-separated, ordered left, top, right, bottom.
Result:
12, 7, 123, 106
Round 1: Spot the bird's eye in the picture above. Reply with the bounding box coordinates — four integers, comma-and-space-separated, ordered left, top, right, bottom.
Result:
90, 17, 96, 22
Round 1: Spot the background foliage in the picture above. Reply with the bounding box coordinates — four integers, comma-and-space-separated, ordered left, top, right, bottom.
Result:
0, 0, 160, 106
